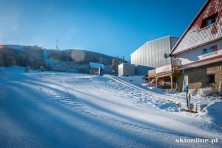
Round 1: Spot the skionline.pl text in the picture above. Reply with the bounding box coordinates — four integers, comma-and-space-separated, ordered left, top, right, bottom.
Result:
175, 137, 219, 144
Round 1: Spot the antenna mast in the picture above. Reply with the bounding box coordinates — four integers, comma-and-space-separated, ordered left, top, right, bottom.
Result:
56, 40, 58, 50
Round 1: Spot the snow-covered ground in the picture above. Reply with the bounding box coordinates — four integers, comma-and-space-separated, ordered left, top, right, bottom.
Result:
0, 67, 222, 147
165, 90, 220, 105
118, 76, 165, 94
118, 76, 220, 105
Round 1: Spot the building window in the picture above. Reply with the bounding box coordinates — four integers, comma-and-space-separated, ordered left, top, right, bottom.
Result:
201, 13, 218, 28
211, 45, 218, 52
208, 74, 215, 83
202, 48, 208, 55
202, 45, 218, 55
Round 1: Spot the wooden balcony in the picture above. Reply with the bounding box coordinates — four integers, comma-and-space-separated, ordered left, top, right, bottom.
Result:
148, 64, 180, 78
156, 64, 180, 77
148, 64, 180, 90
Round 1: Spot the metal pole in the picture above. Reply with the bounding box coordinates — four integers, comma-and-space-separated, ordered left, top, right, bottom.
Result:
184, 75, 189, 108
186, 85, 189, 107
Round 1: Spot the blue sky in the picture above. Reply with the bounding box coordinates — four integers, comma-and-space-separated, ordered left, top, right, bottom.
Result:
0, 0, 205, 60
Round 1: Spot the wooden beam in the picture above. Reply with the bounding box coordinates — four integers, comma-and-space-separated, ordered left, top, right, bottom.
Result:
170, 76, 173, 90
156, 78, 158, 88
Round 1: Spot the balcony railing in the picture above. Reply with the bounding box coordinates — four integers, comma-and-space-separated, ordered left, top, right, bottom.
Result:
156, 64, 172, 74
148, 69, 156, 77
148, 64, 180, 77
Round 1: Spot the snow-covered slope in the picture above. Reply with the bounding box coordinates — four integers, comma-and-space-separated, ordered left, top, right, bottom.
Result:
0, 67, 221, 147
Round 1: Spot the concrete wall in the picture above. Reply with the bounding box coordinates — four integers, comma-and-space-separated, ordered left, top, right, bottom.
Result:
178, 62, 222, 91
131, 36, 179, 68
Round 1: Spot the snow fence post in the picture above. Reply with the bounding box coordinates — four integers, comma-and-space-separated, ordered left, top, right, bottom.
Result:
99, 67, 103, 76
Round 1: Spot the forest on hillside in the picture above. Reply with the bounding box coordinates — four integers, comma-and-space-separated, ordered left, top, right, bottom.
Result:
0, 45, 126, 74
0, 46, 45, 69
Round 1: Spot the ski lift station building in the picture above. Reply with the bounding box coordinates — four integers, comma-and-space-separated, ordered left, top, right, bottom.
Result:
131, 36, 179, 69
129, 36, 180, 89
118, 36, 179, 76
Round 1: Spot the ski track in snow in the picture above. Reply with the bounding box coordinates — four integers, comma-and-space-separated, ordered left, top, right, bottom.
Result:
0, 67, 222, 147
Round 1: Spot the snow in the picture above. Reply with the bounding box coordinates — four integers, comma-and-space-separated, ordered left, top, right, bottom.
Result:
198, 102, 222, 127
0, 67, 222, 147
118, 76, 164, 94
118, 76, 146, 88
117, 76, 220, 105
147, 86, 165, 94
165, 90, 220, 105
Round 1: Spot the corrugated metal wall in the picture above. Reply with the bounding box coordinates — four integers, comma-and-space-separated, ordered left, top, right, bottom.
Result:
131, 36, 179, 68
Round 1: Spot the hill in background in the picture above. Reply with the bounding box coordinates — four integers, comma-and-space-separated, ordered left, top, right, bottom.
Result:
0, 45, 126, 74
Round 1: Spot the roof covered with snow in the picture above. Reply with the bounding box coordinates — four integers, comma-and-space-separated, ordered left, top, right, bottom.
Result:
171, 0, 222, 55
